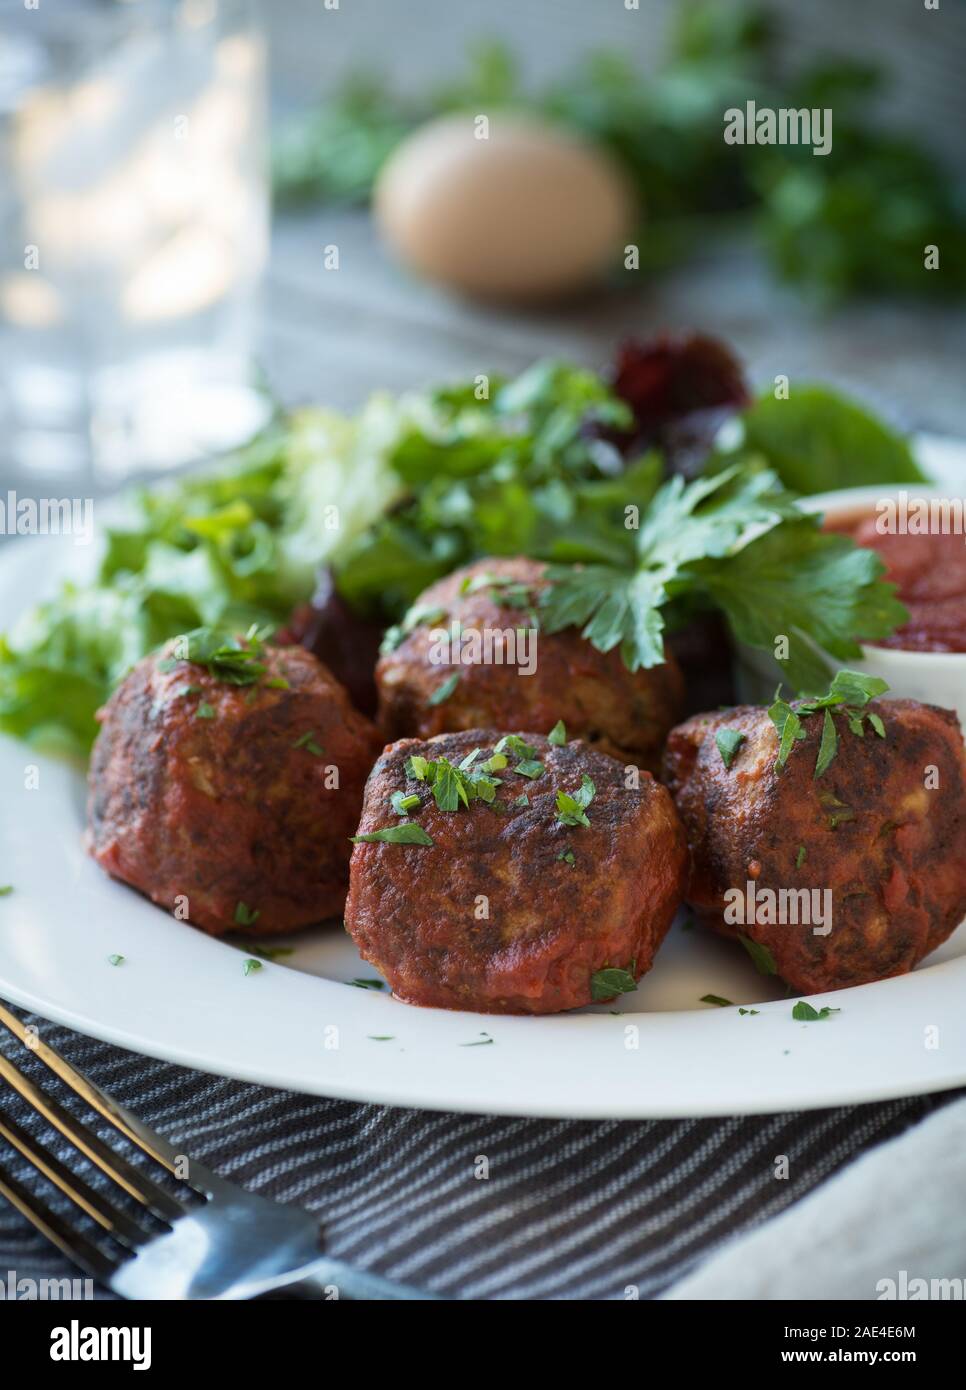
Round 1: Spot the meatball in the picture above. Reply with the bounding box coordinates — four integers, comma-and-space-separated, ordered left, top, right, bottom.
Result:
87, 636, 381, 936
376, 557, 683, 771
664, 698, 966, 993
344, 729, 688, 1013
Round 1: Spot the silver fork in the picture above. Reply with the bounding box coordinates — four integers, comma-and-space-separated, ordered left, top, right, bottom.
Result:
0, 1000, 436, 1300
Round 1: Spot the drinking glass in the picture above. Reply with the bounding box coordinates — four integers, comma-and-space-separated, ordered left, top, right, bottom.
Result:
0, 0, 270, 490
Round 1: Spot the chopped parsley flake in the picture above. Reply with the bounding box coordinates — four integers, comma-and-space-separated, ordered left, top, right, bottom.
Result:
195, 701, 216, 720
242, 959, 263, 976
380, 604, 447, 656
234, 901, 261, 927
556, 849, 576, 866
348, 978, 386, 990
390, 790, 421, 815
477, 752, 508, 773
715, 728, 745, 769
548, 720, 567, 746
494, 734, 539, 760
700, 994, 734, 1007
814, 707, 838, 778
738, 933, 778, 976
352, 824, 434, 846
792, 1001, 841, 1021
0, 885, 12, 897
107, 953, 124, 967
819, 790, 855, 829
513, 758, 545, 780
428, 671, 460, 706
293, 730, 324, 755
556, 775, 596, 827
406, 754, 431, 781
738, 1007, 760, 1016
769, 696, 806, 770
795, 844, 807, 868
591, 966, 637, 1001
249, 945, 294, 962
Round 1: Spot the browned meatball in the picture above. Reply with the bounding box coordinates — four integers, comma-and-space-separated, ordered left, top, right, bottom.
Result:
664, 698, 966, 993
344, 729, 688, 1014
87, 637, 381, 936
376, 557, 683, 772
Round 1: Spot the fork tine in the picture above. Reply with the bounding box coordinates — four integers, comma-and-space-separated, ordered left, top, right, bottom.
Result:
0, 1108, 154, 1248
0, 1156, 118, 1284
0, 1001, 222, 1195
0, 1048, 184, 1222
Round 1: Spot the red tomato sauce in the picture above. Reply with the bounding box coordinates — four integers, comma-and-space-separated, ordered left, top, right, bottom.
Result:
826, 508, 966, 653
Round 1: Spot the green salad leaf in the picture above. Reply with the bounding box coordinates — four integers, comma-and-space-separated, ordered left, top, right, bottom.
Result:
333, 362, 659, 614
0, 414, 400, 755
736, 386, 924, 495
0, 351, 913, 759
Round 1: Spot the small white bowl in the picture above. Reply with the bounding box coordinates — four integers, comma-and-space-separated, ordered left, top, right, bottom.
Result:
733, 482, 966, 727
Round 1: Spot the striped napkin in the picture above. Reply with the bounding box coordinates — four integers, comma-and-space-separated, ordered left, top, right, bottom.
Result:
0, 1010, 958, 1299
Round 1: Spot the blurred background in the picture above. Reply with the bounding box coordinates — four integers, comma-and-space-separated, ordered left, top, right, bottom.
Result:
1, 0, 964, 507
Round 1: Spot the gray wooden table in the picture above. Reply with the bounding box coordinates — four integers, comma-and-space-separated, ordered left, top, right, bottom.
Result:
262, 204, 966, 439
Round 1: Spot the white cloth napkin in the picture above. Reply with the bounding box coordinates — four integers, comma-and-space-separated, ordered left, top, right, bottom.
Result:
664, 1096, 966, 1300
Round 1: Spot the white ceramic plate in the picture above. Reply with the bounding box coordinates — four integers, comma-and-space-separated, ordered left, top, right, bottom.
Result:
1, 440, 964, 1119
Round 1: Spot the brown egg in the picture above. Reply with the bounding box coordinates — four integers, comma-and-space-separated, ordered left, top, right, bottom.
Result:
374, 114, 636, 301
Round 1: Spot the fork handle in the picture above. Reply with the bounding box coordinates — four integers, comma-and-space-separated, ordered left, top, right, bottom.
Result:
281, 1257, 440, 1301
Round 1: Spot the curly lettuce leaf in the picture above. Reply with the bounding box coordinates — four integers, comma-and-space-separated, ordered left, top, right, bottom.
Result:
333, 361, 651, 614
0, 412, 402, 755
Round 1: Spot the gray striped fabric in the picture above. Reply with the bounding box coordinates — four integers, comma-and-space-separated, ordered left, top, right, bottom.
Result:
0, 1009, 959, 1300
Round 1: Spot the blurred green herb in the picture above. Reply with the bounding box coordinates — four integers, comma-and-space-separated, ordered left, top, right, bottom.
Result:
592, 967, 638, 1001
273, 6, 966, 302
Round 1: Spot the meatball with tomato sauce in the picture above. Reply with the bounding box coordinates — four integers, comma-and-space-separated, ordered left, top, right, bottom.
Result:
376, 557, 683, 772
87, 633, 382, 936
345, 729, 688, 1014
664, 696, 966, 993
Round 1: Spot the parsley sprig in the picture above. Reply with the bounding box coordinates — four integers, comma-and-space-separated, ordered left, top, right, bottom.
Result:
540, 466, 907, 690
